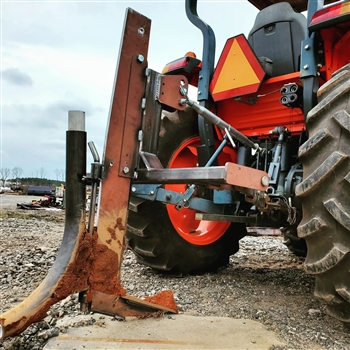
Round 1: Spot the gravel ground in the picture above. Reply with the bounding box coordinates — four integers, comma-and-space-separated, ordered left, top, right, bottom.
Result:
0, 194, 349, 349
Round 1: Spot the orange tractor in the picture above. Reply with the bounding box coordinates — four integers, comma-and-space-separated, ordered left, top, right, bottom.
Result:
1, 0, 349, 340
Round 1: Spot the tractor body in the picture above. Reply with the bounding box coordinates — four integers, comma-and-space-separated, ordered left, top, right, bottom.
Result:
127, 0, 350, 323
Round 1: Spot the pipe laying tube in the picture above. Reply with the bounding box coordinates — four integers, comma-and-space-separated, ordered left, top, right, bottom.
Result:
0, 111, 87, 340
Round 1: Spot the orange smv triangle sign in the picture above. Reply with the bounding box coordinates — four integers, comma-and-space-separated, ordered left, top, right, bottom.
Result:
210, 34, 265, 102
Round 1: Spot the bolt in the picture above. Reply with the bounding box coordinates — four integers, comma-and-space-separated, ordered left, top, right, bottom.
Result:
198, 91, 202, 95
137, 54, 144, 63
131, 187, 136, 193
304, 44, 310, 50
317, 63, 322, 68
138, 27, 145, 35
180, 88, 187, 96
303, 64, 309, 70
150, 191, 154, 195
199, 75, 203, 80
165, 194, 172, 200
261, 176, 270, 187
123, 167, 129, 174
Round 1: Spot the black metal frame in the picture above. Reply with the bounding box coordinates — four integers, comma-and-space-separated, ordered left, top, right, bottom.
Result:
300, 0, 325, 120
185, 0, 216, 164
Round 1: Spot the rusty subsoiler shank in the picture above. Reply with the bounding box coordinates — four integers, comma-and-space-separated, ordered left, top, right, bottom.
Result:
0, 9, 177, 341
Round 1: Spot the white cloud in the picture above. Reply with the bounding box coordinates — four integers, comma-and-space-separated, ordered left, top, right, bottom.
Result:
1, 0, 258, 179
2, 67, 33, 86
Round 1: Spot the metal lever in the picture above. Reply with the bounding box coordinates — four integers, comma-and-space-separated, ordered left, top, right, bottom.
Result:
88, 141, 100, 163
179, 93, 264, 154
175, 184, 196, 210
87, 141, 102, 234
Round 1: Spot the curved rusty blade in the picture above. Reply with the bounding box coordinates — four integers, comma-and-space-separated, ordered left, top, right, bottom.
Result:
0, 217, 90, 340
0, 127, 88, 340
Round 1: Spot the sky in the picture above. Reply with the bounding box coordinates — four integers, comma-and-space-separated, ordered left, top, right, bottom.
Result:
1, 0, 259, 180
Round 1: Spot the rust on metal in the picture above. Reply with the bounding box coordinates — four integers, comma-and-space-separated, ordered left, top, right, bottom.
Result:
0, 108, 89, 339
0, 216, 91, 339
89, 5, 178, 326
91, 291, 178, 318
118, 55, 148, 178
140, 151, 164, 170
143, 290, 178, 312
94, 7, 151, 298
157, 75, 188, 110
107, 227, 118, 240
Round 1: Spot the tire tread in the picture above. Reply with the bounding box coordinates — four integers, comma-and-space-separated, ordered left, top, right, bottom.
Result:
297, 63, 350, 324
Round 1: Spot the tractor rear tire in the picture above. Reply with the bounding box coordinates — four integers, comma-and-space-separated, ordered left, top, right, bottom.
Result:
296, 64, 350, 323
282, 226, 307, 257
126, 108, 246, 275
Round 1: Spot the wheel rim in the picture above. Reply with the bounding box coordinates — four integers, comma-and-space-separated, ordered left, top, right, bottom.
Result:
165, 136, 230, 245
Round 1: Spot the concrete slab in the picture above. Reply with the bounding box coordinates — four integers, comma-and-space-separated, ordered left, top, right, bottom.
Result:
44, 314, 285, 349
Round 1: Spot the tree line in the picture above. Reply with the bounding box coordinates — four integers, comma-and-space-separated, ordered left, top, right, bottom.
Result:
0, 167, 66, 187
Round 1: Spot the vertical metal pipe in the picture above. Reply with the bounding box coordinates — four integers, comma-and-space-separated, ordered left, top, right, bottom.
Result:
88, 181, 98, 234
66, 111, 86, 231
67, 111, 87, 312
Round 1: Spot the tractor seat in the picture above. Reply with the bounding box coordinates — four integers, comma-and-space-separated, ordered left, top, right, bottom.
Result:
248, 2, 307, 77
